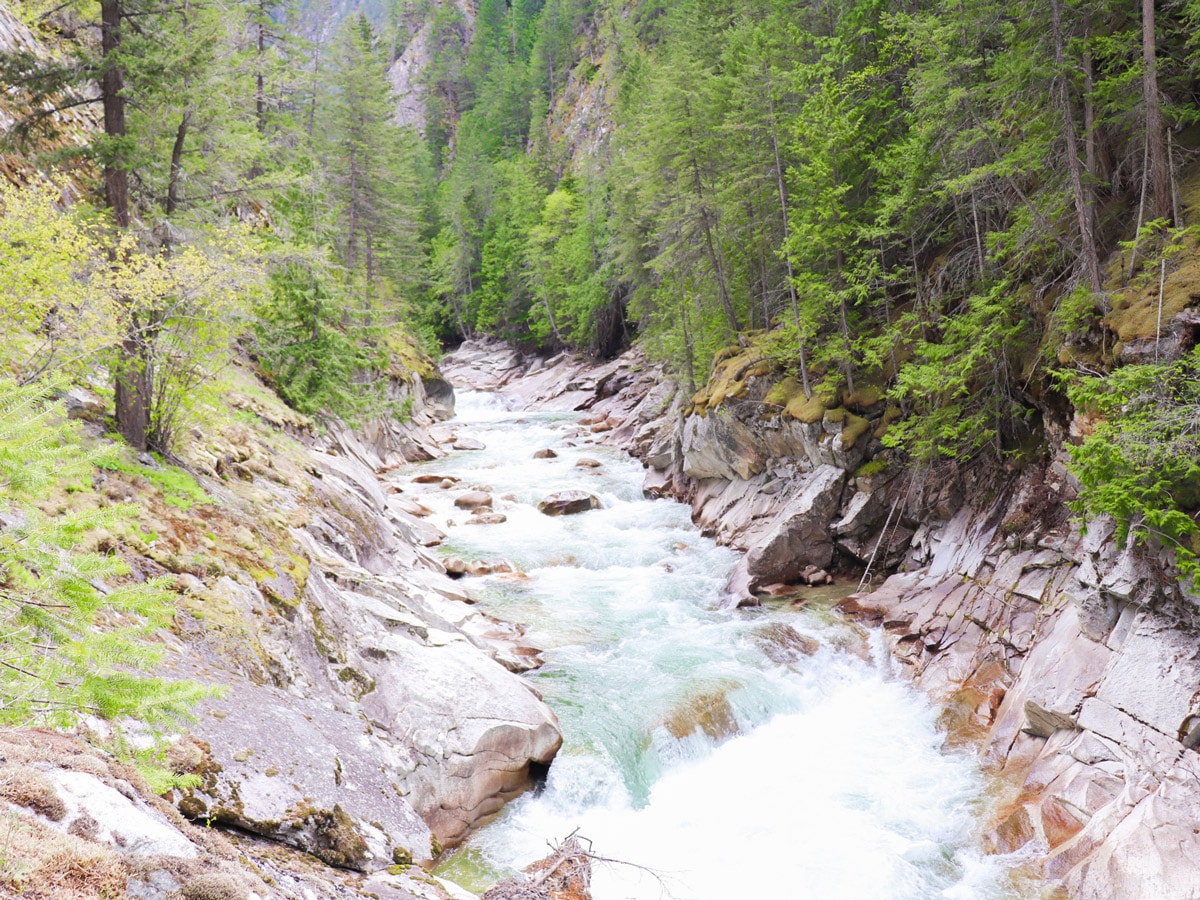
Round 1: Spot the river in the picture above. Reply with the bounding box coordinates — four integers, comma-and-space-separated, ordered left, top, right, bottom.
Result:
404, 391, 1032, 899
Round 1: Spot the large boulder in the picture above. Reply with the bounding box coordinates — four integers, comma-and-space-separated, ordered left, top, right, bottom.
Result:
177, 680, 433, 872
537, 491, 601, 516
737, 465, 846, 590
455, 491, 493, 511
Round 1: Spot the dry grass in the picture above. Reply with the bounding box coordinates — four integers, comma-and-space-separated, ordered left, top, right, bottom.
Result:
0, 767, 66, 821
0, 810, 126, 900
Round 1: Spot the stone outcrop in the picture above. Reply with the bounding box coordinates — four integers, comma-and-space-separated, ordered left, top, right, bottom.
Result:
145, 358, 563, 872
0, 729, 466, 900
732, 465, 846, 600
387, 0, 475, 133
833, 491, 1200, 897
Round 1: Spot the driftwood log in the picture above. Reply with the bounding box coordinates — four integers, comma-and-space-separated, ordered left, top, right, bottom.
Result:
481, 835, 592, 900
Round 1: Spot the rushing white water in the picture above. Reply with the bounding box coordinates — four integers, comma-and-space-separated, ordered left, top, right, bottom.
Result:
407, 391, 1029, 899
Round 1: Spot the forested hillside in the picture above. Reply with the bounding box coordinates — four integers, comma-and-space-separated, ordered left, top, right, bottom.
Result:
406, 0, 1200, 584
7, 0, 1200, 453
5, 0, 1200, 730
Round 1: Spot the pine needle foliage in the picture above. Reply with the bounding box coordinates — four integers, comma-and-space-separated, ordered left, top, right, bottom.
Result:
1065, 350, 1200, 587
0, 379, 208, 730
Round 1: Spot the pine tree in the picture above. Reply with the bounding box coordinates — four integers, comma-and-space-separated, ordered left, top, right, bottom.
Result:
318, 14, 430, 310
0, 380, 208, 729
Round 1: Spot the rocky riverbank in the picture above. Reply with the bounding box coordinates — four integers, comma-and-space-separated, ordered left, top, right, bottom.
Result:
0, 358, 563, 900
442, 336, 1200, 898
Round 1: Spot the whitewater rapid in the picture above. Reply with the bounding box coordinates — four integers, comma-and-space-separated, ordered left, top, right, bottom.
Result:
408, 391, 1030, 899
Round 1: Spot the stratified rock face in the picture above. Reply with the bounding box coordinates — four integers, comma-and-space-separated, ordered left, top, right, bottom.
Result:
741, 465, 845, 588
836, 494, 1200, 897
537, 491, 601, 516
680, 400, 868, 480
169, 375, 562, 869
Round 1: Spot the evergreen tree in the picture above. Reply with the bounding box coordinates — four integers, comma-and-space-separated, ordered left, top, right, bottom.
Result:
0, 381, 208, 729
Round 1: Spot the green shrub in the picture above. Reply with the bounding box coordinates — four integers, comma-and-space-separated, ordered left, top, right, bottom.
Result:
1064, 349, 1200, 586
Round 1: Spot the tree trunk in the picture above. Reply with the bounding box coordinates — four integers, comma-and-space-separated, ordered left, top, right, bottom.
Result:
1050, 0, 1102, 292
256, 3, 267, 133
114, 330, 150, 451
1143, 0, 1171, 222
100, 0, 129, 228
166, 110, 189, 215
102, 0, 149, 449
766, 80, 812, 399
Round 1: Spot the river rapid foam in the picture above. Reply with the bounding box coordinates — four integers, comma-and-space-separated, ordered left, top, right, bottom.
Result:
413, 392, 1031, 900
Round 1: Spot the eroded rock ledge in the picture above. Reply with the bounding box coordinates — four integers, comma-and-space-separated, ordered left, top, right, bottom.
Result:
442, 336, 1200, 898
165, 367, 562, 873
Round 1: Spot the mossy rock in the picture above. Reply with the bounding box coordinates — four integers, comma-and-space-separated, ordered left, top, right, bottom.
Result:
840, 412, 872, 450
874, 405, 903, 440
787, 393, 827, 423
0, 766, 66, 821
845, 385, 883, 411
712, 344, 741, 365
764, 376, 827, 423
823, 407, 847, 425
1105, 237, 1200, 341
763, 378, 802, 409
856, 458, 889, 478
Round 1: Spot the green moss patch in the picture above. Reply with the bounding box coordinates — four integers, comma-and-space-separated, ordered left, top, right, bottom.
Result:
840, 412, 872, 450
1106, 229, 1200, 342
845, 385, 883, 410
98, 454, 210, 511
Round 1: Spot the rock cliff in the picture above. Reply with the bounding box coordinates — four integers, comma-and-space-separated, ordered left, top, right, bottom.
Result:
442, 336, 1200, 898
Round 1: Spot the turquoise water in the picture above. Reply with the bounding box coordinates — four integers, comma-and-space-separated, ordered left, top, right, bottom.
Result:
403, 392, 1029, 900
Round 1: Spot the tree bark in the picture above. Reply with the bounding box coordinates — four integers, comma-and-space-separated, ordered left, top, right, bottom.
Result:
100, 0, 129, 228
256, 2, 267, 133
1050, 0, 1102, 291
1142, 0, 1171, 222
166, 110, 189, 215
102, 0, 149, 449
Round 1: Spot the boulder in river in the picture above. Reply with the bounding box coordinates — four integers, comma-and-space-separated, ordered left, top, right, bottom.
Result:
537, 491, 601, 516
414, 473, 458, 485
533, 448, 558, 459
455, 491, 493, 511
454, 437, 486, 451
662, 685, 741, 740
575, 457, 603, 468
752, 622, 820, 664
470, 512, 509, 525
